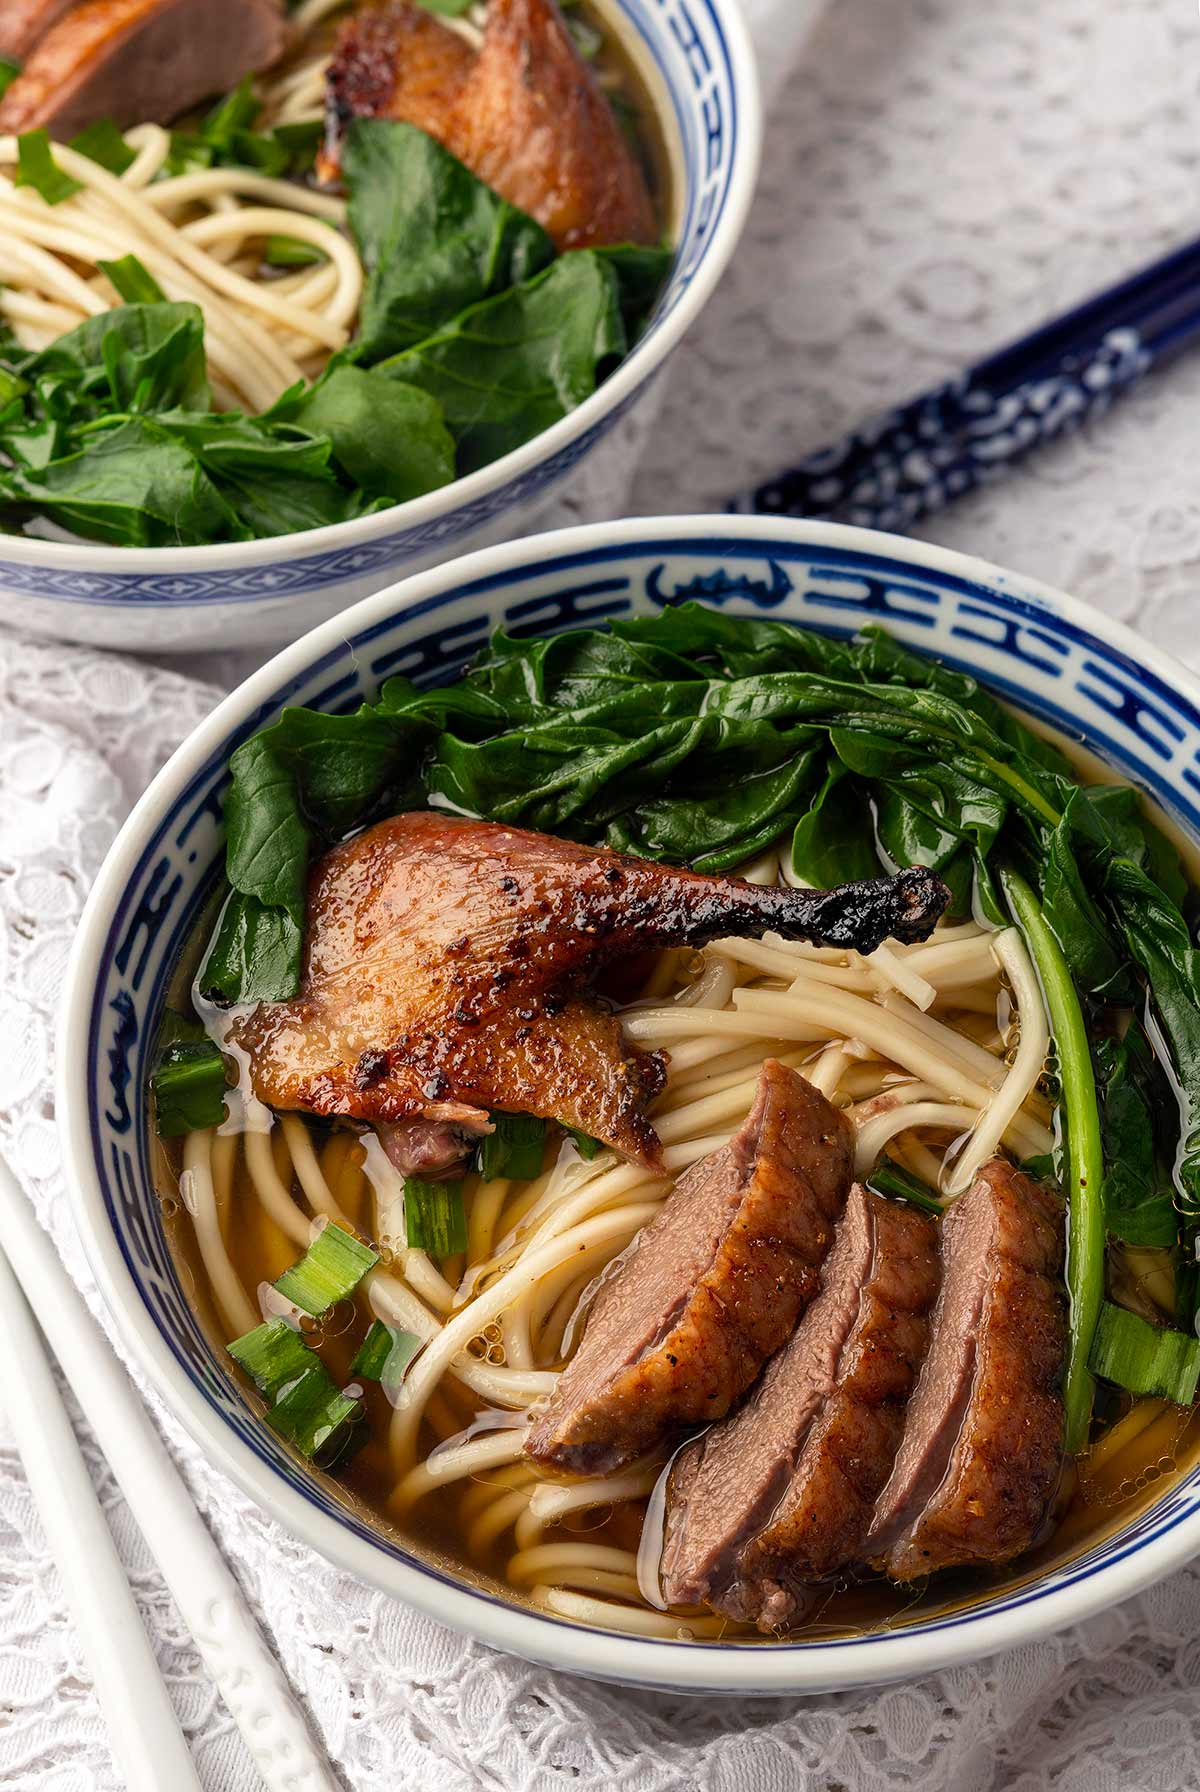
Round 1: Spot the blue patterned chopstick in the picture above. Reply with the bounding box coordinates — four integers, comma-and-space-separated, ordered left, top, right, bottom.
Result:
727, 235, 1200, 532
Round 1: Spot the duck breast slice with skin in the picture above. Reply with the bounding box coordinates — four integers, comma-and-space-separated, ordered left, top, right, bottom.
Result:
866, 1157, 1065, 1583
230, 813, 949, 1174
322, 0, 658, 249
0, 0, 79, 62
0, 0, 287, 139
660, 1184, 939, 1629
524, 1061, 854, 1477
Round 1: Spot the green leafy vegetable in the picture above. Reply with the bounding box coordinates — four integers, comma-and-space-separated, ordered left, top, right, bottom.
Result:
379, 251, 627, 473
404, 1178, 467, 1256
151, 1009, 227, 1136
98, 256, 167, 305
273, 1221, 379, 1317
345, 120, 554, 362
0, 58, 19, 99
274, 363, 455, 501
1088, 1301, 1200, 1404
70, 118, 136, 176
16, 129, 82, 204
1002, 868, 1104, 1453
1096, 1026, 1180, 1248
478, 1112, 546, 1182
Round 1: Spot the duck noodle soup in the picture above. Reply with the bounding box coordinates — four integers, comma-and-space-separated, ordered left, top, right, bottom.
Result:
0, 0, 673, 546
151, 604, 1200, 1641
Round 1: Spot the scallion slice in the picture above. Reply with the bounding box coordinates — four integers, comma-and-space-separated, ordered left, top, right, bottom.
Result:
478, 1111, 545, 1181
349, 1319, 420, 1385
404, 1178, 467, 1256
567, 1128, 602, 1161
227, 1317, 313, 1400
1088, 1301, 1200, 1406
16, 129, 83, 204
264, 234, 325, 269
70, 117, 136, 176
265, 1365, 361, 1462
273, 1221, 378, 1317
152, 1009, 227, 1137
866, 1159, 943, 1215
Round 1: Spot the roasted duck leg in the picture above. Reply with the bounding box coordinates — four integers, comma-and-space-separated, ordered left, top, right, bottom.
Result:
322, 0, 658, 249
232, 813, 949, 1173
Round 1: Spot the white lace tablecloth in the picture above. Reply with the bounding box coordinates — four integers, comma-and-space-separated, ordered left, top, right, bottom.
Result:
6, 1, 1200, 1786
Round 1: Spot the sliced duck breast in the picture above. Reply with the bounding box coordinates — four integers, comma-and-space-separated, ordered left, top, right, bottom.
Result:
0, 0, 287, 139
525, 1061, 854, 1476
867, 1157, 1065, 1582
660, 1184, 938, 1629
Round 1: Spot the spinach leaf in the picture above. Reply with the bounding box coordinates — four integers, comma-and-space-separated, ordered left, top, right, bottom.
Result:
20, 302, 211, 417
345, 120, 554, 362
591, 243, 674, 335
0, 416, 243, 546
1096, 1025, 1180, 1248
790, 760, 879, 887
274, 364, 455, 500
98, 255, 166, 305
70, 118, 136, 176
379, 252, 626, 473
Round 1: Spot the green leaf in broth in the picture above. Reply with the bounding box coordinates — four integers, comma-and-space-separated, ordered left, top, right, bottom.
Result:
1096, 1025, 1181, 1249
15, 129, 82, 204
790, 759, 880, 888
378, 251, 627, 474
345, 120, 555, 363
200, 891, 304, 1006
20, 302, 210, 416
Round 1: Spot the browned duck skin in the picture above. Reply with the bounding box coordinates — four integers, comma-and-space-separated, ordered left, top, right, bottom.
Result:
322, 0, 658, 249
231, 813, 949, 1171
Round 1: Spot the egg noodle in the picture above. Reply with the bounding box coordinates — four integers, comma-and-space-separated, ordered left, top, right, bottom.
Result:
174, 845, 1090, 1639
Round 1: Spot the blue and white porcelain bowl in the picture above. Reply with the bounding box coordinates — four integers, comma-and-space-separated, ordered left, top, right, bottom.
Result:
3, 0, 760, 654
60, 516, 1200, 1693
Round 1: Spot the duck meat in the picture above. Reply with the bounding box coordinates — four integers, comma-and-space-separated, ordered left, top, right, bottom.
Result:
0, 0, 287, 139
231, 813, 949, 1172
526, 1061, 854, 1475
867, 1158, 1065, 1581
0, 0, 78, 62
661, 1183, 939, 1629
322, 0, 658, 250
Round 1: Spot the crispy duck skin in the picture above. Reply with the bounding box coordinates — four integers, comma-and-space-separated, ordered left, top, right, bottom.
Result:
322, 0, 658, 249
232, 813, 950, 1168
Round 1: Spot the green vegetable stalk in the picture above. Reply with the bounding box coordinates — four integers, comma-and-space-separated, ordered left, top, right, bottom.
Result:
1002, 868, 1105, 1453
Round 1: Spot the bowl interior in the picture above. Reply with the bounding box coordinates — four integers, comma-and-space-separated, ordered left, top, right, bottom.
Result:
0, 0, 758, 622
68, 521, 1200, 1691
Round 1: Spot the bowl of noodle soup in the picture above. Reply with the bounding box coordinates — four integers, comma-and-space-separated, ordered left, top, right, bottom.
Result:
0, 0, 758, 651
59, 514, 1200, 1693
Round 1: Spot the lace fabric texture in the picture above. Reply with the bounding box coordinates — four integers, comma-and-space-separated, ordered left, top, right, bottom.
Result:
4, 1, 1200, 1786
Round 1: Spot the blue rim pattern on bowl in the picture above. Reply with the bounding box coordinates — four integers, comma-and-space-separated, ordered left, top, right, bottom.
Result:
0, 0, 745, 609
68, 520, 1200, 1692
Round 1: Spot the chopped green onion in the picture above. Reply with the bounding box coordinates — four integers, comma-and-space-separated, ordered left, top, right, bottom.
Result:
273, 1220, 378, 1316
866, 1158, 944, 1214
0, 58, 19, 100
478, 1111, 546, 1181
1003, 867, 1104, 1455
203, 76, 261, 144
271, 120, 322, 171
227, 1317, 314, 1399
264, 234, 326, 269
404, 1178, 467, 1255
567, 1127, 602, 1161
415, 0, 474, 13
1088, 1300, 1200, 1405
98, 255, 166, 305
349, 1319, 420, 1385
70, 118, 135, 176
565, 14, 603, 57
266, 1364, 361, 1462
161, 130, 214, 177
16, 130, 83, 205
152, 1009, 226, 1136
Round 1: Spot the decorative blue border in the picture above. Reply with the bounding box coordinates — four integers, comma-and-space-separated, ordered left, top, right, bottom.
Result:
0, 0, 742, 609
83, 534, 1200, 1655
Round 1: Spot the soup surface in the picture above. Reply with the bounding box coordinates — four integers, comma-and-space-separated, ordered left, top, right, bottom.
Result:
152, 607, 1200, 1641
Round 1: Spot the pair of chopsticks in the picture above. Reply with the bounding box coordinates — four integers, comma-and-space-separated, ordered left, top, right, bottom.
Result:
727, 233, 1200, 528
0, 1152, 340, 1792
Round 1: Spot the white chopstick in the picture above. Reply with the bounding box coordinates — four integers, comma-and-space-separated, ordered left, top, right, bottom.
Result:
0, 1241, 204, 1792
0, 1153, 341, 1792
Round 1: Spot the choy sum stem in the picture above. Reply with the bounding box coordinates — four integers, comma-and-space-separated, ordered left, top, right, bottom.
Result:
1001, 867, 1104, 1453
